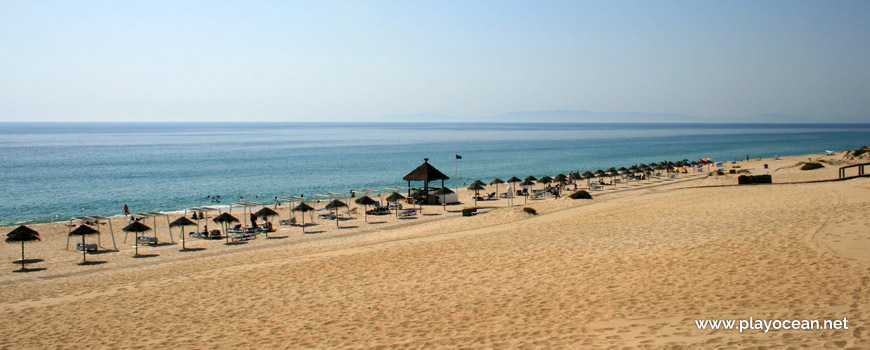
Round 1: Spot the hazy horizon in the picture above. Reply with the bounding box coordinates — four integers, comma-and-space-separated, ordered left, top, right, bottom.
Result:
2, 1, 869, 123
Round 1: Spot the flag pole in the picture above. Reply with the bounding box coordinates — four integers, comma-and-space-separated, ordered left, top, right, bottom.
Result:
453, 153, 459, 188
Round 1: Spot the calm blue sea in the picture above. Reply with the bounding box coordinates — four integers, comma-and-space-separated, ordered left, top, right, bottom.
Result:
1, 122, 869, 226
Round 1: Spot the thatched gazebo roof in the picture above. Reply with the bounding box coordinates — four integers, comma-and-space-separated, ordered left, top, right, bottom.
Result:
403, 158, 449, 182
403, 158, 450, 194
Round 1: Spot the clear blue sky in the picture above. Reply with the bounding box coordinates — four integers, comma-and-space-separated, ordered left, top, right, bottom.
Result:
1, 1, 868, 122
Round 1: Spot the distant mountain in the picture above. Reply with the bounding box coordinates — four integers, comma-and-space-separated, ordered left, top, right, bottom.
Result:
373, 110, 866, 123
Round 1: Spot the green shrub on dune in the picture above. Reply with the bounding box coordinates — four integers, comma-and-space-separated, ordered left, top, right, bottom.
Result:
800, 162, 824, 170
569, 190, 593, 199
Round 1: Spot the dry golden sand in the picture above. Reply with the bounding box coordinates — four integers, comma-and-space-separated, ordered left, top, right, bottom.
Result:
1, 153, 869, 349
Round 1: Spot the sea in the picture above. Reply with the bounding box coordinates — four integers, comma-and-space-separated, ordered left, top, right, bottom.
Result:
2, 122, 869, 226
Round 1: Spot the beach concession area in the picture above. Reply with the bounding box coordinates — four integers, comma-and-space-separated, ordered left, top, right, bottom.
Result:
2, 153, 869, 349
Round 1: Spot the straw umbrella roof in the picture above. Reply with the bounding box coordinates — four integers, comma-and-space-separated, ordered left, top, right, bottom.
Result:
386, 192, 406, 202
570, 172, 582, 180
434, 187, 454, 194
594, 169, 606, 177
490, 178, 504, 185
212, 212, 239, 224
403, 159, 449, 182
524, 175, 538, 182
507, 176, 522, 183
471, 179, 486, 186
581, 171, 594, 179
354, 196, 376, 206
554, 174, 567, 183
521, 179, 535, 186
70, 224, 100, 236
467, 183, 485, 191
325, 199, 347, 209
292, 203, 314, 212
122, 221, 151, 233
6, 225, 40, 243
254, 207, 280, 218
169, 217, 197, 228
538, 176, 553, 184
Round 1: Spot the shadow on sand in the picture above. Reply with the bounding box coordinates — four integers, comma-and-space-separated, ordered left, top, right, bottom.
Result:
12, 267, 47, 273
179, 247, 206, 252
13, 258, 44, 265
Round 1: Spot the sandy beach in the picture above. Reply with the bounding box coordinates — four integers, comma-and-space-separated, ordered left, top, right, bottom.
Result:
2, 152, 869, 349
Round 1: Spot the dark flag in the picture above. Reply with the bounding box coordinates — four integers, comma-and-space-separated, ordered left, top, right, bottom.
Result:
455, 154, 462, 159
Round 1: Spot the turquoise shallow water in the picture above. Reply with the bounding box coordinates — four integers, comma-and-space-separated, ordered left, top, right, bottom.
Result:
2, 122, 869, 226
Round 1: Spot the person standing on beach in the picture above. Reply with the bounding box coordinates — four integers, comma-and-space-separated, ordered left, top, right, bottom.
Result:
124, 204, 130, 218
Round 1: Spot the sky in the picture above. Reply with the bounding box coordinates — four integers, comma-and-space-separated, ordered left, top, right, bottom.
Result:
1, 1, 868, 122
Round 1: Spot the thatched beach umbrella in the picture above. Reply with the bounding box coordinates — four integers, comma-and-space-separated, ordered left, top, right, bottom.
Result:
170, 217, 197, 250
212, 212, 238, 243
554, 174, 567, 184
507, 176, 522, 193
122, 221, 151, 256
355, 196, 376, 222
292, 203, 314, 233
581, 171, 594, 186
538, 176, 553, 185
325, 199, 347, 227
468, 182, 485, 206
386, 192, 406, 217
434, 187, 453, 210
254, 207, 280, 237
521, 179, 535, 204
6, 225, 40, 270
490, 178, 504, 195
69, 224, 99, 263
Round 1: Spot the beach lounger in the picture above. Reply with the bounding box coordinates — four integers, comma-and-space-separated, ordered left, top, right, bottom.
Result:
231, 232, 256, 242
209, 230, 222, 239
76, 242, 98, 252
398, 209, 417, 217
137, 236, 157, 245
279, 217, 296, 226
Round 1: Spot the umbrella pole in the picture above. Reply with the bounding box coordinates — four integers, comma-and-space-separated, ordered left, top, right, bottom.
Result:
108, 219, 116, 251
21, 241, 25, 270
67, 218, 72, 250
82, 235, 87, 263
97, 223, 102, 247
134, 232, 139, 256
167, 215, 173, 243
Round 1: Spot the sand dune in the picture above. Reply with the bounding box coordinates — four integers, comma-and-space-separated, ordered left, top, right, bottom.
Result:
1, 154, 868, 348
